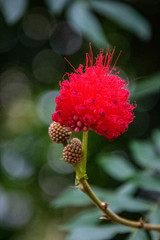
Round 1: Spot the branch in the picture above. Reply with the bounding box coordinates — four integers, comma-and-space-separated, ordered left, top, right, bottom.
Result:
78, 177, 160, 232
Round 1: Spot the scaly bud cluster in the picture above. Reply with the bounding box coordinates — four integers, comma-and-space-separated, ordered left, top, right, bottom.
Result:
48, 122, 71, 143
63, 138, 82, 164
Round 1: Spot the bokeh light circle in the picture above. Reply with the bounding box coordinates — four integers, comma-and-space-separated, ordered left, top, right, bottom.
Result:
32, 49, 65, 83
1, 149, 34, 179
37, 90, 59, 125
49, 21, 82, 55
0, 189, 33, 228
0, 68, 31, 108
48, 142, 74, 174
22, 13, 50, 41
38, 164, 71, 196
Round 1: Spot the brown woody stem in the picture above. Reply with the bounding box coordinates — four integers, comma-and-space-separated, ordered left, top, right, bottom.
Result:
79, 177, 160, 231
74, 131, 160, 232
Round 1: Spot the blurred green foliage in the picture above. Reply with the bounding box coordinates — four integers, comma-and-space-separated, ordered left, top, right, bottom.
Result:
53, 129, 160, 240
0, 0, 160, 240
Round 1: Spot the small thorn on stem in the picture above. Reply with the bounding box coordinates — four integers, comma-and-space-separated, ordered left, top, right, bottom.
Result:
100, 214, 112, 222
77, 183, 86, 193
100, 215, 108, 220
101, 202, 108, 211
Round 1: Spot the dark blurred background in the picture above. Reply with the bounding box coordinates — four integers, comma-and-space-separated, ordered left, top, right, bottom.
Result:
0, 0, 160, 240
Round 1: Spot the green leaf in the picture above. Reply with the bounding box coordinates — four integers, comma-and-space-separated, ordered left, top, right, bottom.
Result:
127, 230, 148, 240
52, 184, 151, 212
67, 225, 132, 240
133, 73, 160, 99
148, 207, 160, 240
0, 0, 27, 24
90, 1, 151, 41
98, 154, 136, 181
150, 230, 160, 240
52, 184, 114, 208
97, 185, 151, 213
148, 206, 160, 224
52, 187, 91, 208
66, 2, 109, 47
131, 172, 160, 191
107, 194, 151, 213
93, 187, 151, 213
45, 0, 69, 14
63, 209, 100, 230
116, 183, 137, 196
130, 140, 160, 169
152, 129, 160, 153
64, 196, 151, 231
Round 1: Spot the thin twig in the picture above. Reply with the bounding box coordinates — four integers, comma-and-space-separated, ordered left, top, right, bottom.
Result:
79, 178, 160, 232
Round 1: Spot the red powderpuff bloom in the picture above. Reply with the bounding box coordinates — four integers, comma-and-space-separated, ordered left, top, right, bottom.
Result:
52, 45, 135, 140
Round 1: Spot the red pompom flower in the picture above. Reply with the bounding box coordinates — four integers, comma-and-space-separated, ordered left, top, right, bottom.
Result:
52, 45, 135, 140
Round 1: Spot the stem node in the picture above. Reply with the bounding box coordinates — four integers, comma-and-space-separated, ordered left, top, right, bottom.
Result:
101, 202, 108, 211
139, 217, 145, 228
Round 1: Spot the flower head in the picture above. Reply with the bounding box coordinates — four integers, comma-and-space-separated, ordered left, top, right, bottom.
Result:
52, 45, 135, 140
